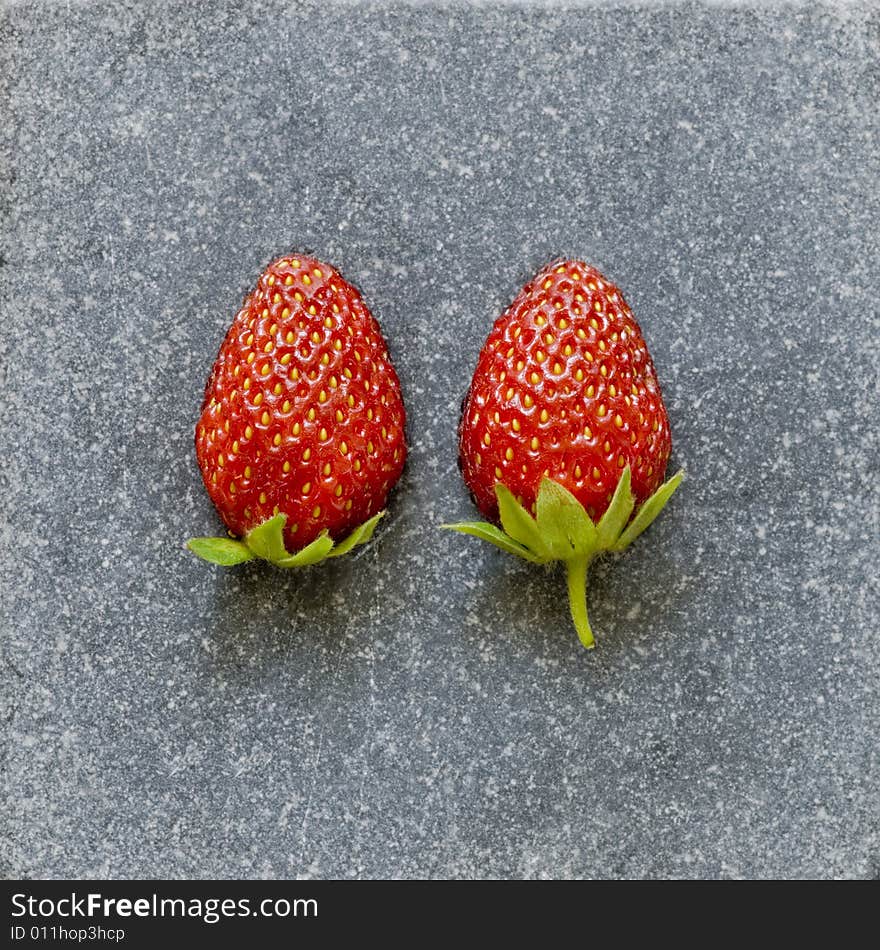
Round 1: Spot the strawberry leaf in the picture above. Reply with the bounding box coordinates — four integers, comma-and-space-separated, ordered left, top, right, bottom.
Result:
328, 511, 385, 558
274, 530, 335, 567
441, 521, 545, 563
597, 465, 635, 548
495, 483, 552, 559
613, 469, 684, 552
244, 513, 289, 562
187, 537, 255, 566
535, 478, 598, 558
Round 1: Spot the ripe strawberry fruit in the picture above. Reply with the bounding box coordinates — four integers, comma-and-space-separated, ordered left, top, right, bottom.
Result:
445, 259, 682, 648
189, 254, 406, 568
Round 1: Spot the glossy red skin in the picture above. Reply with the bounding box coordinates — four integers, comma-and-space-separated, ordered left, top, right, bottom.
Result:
460, 260, 671, 523
196, 255, 406, 550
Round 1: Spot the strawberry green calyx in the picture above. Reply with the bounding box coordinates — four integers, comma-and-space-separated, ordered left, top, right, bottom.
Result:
187, 511, 385, 569
442, 466, 683, 649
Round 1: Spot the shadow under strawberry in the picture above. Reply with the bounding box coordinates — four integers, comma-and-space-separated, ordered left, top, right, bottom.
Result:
203, 554, 372, 673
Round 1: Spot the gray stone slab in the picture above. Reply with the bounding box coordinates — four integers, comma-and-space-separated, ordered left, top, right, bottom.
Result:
1, 0, 877, 879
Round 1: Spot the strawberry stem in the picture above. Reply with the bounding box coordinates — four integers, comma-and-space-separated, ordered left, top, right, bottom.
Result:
565, 554, 594, 649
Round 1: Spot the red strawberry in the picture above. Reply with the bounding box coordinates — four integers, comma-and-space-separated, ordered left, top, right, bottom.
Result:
189, 254, 406, 568
445, 260, 682, 648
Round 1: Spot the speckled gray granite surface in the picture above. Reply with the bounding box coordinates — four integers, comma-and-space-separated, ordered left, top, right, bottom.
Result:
1, 0, 878, 880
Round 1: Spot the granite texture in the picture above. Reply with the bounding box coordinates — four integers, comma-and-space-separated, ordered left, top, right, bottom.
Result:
1, 0, 878, 880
